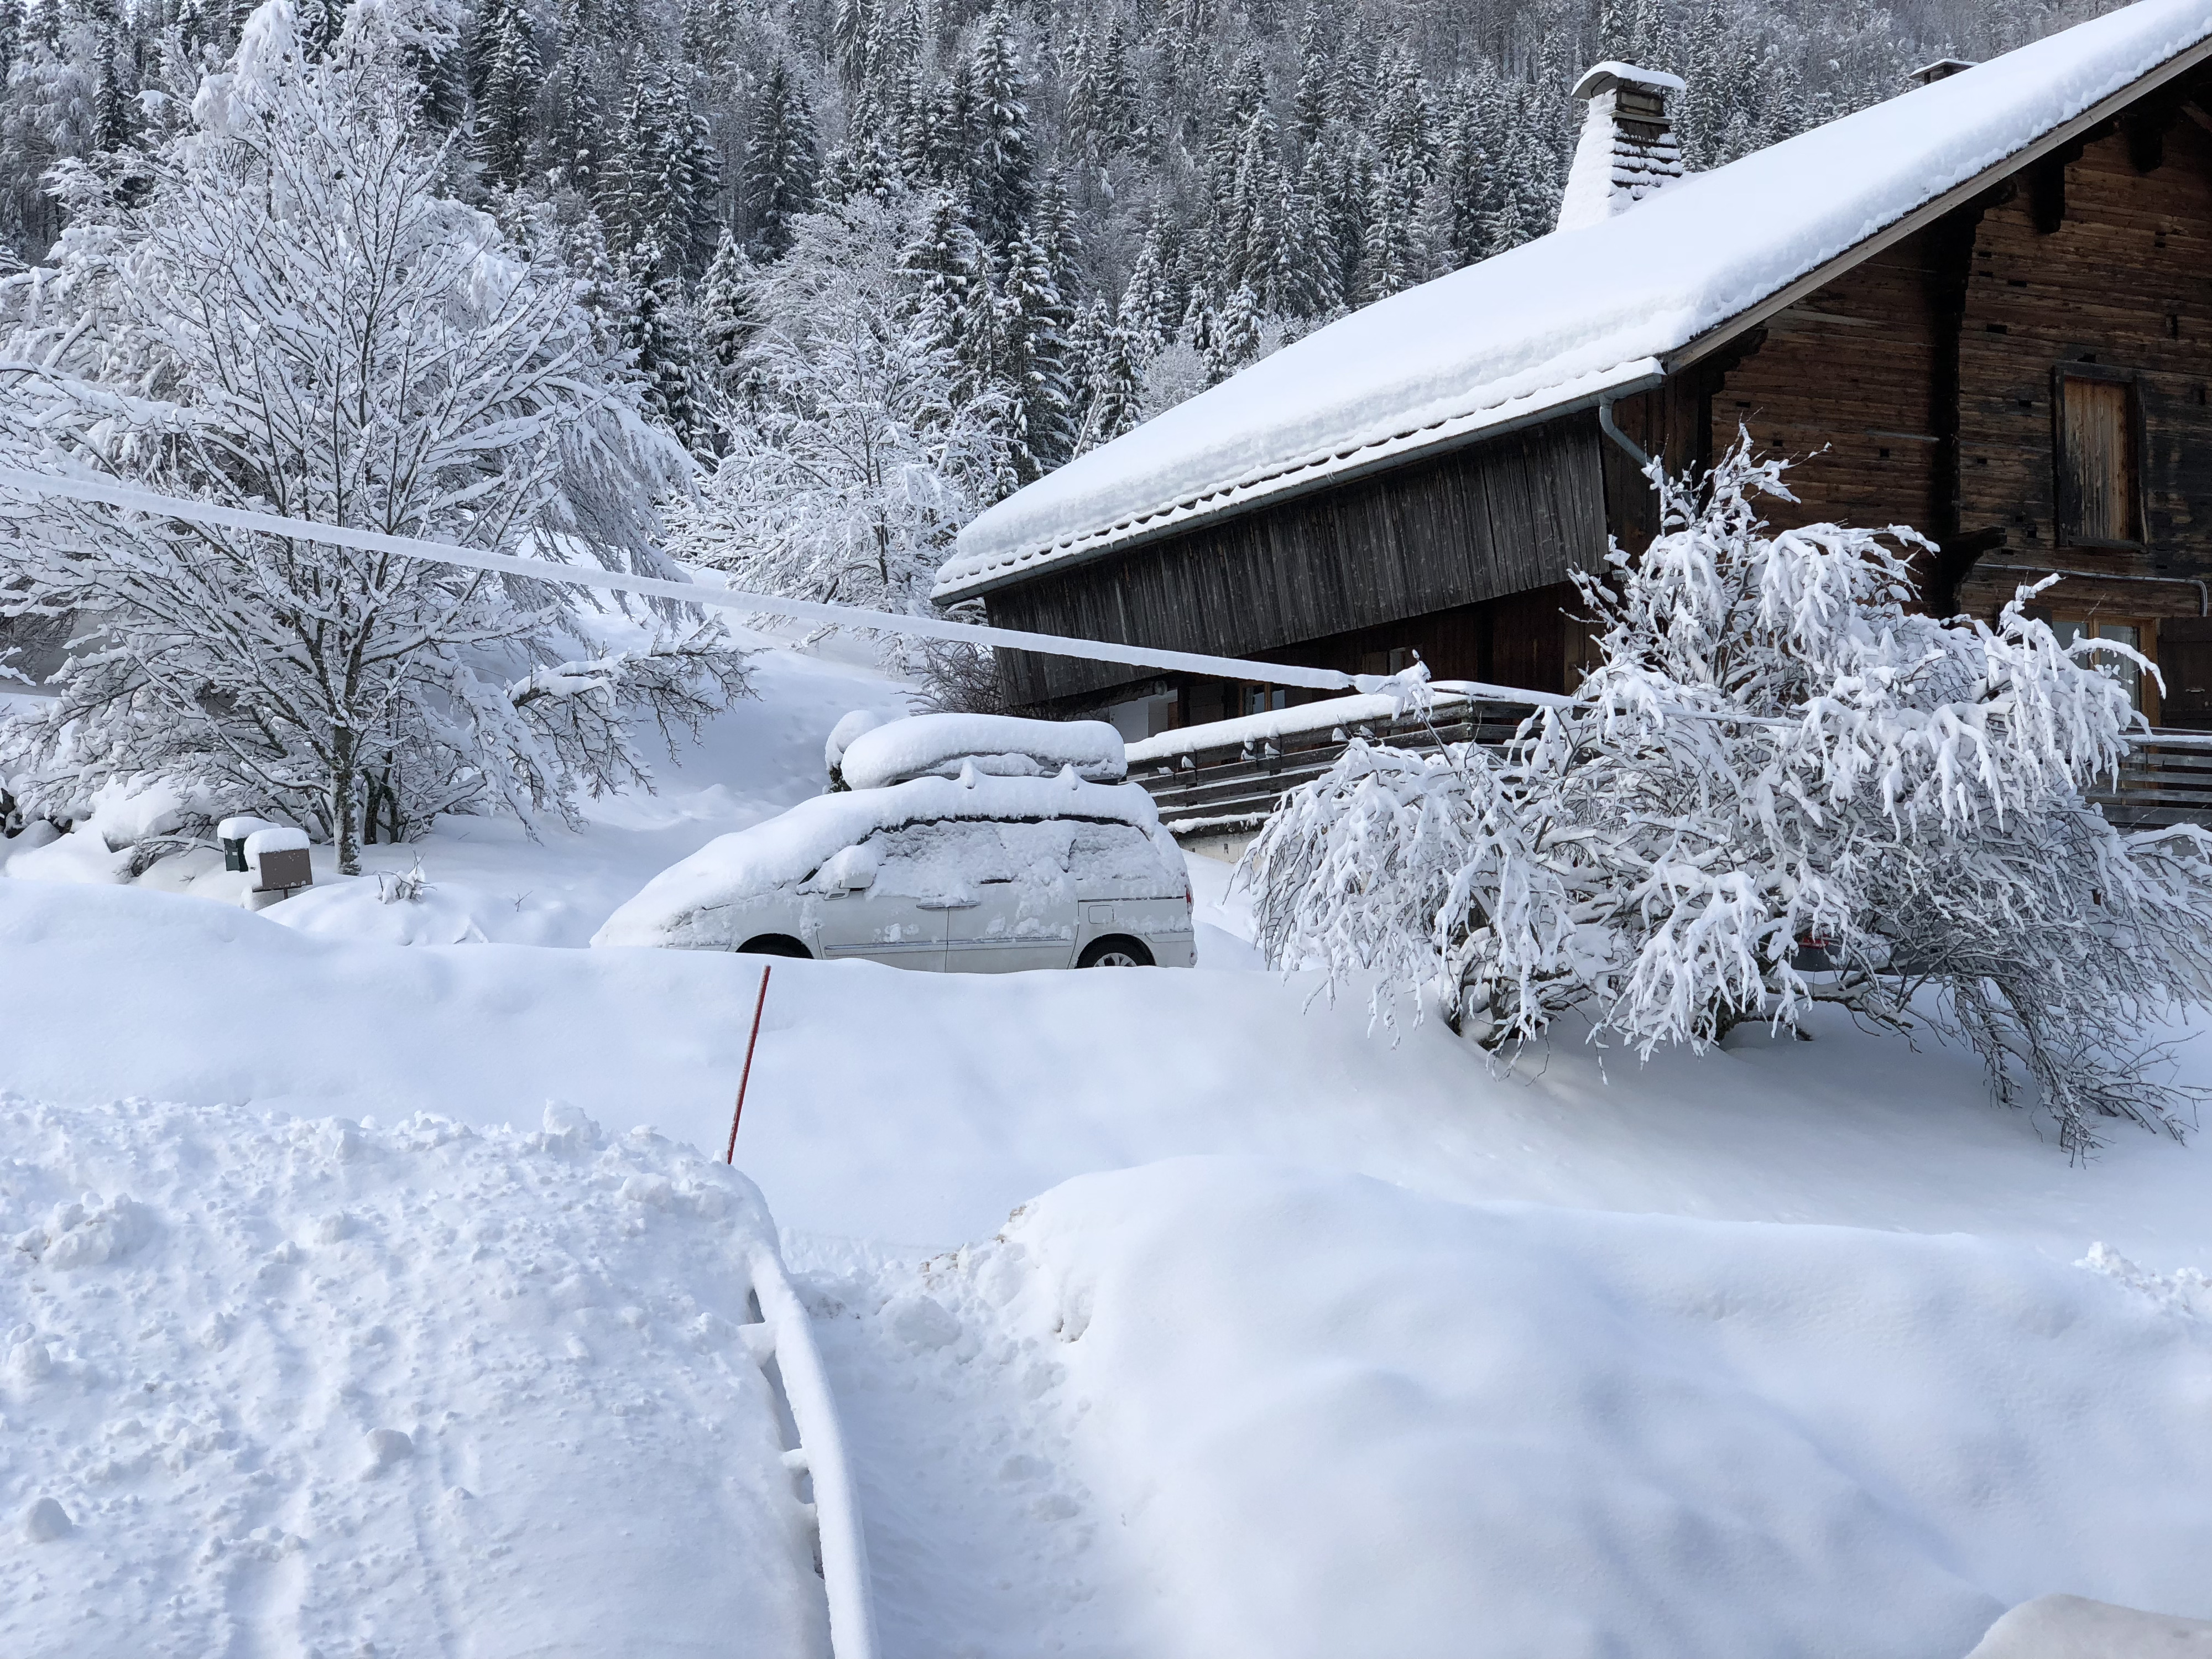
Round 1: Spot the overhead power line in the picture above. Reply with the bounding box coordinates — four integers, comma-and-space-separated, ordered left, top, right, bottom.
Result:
0, 465, 1571, 707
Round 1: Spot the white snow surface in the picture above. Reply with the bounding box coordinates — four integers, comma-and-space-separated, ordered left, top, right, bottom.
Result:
936, 0, 2212, 598
241, 825, 310, 867
812, 1157, 2211, 1659
591, 770, 1171, 948
838, 712, 1125, 791
0, 1094, 828, 1659
6, 629, 2212, 1654
1964, 1594, 2212, 1658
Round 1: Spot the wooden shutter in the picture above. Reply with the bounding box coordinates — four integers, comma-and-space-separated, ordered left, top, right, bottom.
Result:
2056, 374, 2140, 546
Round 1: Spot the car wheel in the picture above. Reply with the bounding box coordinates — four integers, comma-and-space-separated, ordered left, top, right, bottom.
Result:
737, 935, 812, 959
1077, 935, 1153, 968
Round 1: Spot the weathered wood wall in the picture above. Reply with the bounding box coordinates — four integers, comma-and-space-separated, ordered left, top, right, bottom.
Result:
1674, 98, 2212, 628
985, 415, 1610, 707
1949, 114, 2212, 622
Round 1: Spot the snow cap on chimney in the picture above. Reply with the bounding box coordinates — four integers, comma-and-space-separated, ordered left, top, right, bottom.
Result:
1556, 61, 1687, 233
1908, 58, 1976, 86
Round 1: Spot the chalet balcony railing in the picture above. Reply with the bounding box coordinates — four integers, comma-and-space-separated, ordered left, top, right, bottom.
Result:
1127, 696, 2212, 838
2088, 732, 2212, 829
1124, 687, 1543, 836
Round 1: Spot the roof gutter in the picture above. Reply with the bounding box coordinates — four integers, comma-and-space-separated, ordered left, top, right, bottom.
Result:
1665, 32, 2212, 375
1597, 393, 1652, 470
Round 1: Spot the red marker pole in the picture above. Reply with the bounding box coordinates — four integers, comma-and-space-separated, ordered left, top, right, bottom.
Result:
726, 964, 771, 1164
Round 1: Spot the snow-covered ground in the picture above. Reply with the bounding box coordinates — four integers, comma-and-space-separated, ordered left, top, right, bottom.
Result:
4, 628, 2210, 1657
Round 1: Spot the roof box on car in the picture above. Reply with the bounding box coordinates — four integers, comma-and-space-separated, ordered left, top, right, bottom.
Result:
836, 712, 1126, 792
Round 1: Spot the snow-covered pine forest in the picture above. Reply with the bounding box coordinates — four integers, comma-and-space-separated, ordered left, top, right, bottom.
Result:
0, 0, 2141, 618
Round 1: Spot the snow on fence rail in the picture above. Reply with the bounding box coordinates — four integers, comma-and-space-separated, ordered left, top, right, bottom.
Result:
1131, 690, 1547, 835
746, 1242, 879, 1659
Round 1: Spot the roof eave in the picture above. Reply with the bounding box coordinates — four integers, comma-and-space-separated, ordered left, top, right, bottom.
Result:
938, 366, 1666, 604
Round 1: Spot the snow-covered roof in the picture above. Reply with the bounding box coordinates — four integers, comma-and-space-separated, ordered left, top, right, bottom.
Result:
839, 712, 1125, 791
936, 0, 2212, 603
591, 769, 1165, 947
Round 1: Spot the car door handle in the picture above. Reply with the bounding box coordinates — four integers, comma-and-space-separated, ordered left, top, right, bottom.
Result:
916, 899, 980, 910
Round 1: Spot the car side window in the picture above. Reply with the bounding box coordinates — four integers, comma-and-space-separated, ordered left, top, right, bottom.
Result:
862, 821, 1018, 902
1067, 822, 1180, 896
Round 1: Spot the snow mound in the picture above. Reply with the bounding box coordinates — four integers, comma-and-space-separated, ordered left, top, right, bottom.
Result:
839, 713, 1124, 791
267, 872, 497, 945
937, 0, 2212, 596
824, 707, 886, 778
924, 1157, 2212, 1658
1964, 1594, 2212, 1658
593, 770, 1170, 949
0, 1094, 828, 1659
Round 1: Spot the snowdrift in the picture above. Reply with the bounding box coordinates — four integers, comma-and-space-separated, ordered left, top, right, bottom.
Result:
848, 1157, 2212, 1658
0, 1095, 827, 1659
1, 877, 2206, 1261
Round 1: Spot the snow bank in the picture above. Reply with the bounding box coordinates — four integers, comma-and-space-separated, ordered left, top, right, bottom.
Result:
0, 1094, 828, 1659
838, 713, 1124, 791
268, 873, 494, 944
1964, 1594, 2212, 1658
936, 0, 2212, 597
2, 878, 2209, 1261
592, 770, 1170, 949
918, 1157, 2212, 1658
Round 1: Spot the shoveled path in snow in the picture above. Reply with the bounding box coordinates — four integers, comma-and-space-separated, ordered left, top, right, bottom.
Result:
791, 1238, 1123, 1659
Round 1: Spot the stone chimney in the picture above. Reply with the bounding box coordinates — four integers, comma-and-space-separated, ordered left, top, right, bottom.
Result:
1556, 62, 1687, 233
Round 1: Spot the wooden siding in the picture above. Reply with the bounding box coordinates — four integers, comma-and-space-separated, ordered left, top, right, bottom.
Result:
985, 416, 1610, 707
1949, 115, 2212, 620
1706, 231, 1947, 543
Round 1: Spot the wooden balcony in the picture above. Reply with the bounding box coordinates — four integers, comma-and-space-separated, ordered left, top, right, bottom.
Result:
1129, 700, 2212, 841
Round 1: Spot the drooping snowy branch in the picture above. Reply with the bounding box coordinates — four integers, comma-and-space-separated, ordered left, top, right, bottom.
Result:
1247, 437, 2212, 1156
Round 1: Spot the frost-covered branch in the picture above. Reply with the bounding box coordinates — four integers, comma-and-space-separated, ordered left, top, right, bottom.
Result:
1246, 436, 2212, 1156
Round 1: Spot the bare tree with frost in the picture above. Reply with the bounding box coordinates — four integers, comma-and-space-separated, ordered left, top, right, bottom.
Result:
0, 0, 747, 874
1246, 439, 2212, 1155
660, 190, 1012, 622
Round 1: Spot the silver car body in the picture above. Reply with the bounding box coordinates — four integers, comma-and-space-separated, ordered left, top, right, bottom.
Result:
594, 769, 1194, 971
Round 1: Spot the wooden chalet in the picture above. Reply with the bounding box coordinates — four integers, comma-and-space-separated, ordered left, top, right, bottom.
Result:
933, 0, 2212, 740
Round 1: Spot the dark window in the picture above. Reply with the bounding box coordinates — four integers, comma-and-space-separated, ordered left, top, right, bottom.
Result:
2054, 370, 2142, 548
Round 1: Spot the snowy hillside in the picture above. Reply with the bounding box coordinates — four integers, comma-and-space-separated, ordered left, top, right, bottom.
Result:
3, 630, 2210, 1657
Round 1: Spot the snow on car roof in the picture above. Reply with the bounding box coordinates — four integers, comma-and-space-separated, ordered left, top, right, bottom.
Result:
934, 0, 2212, 602
838, 712, 1125, 791
591, 769, 1165, 947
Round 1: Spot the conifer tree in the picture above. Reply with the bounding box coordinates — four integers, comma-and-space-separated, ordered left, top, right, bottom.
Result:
967, 6, 1032, 252
740, 59, 819, 258
476, 0, 541, 186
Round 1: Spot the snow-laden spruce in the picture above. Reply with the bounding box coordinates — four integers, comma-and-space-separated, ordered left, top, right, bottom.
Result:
0, 0, 747, 874
1245, 440, 2212, 1156
662, 189, 1013, 622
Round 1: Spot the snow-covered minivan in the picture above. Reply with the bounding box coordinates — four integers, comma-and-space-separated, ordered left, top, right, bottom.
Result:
592, 713, 1194, 971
